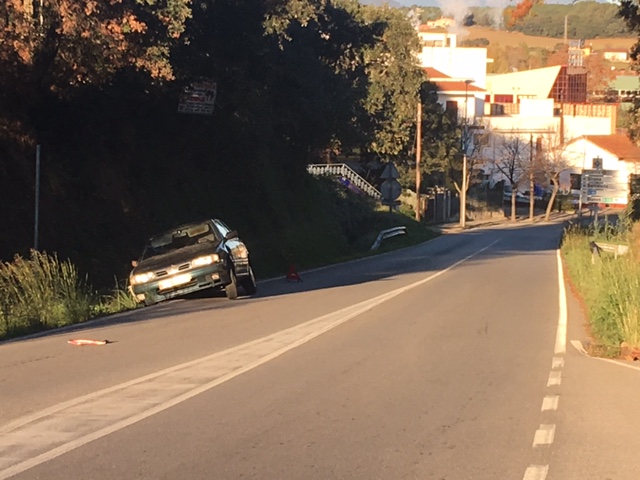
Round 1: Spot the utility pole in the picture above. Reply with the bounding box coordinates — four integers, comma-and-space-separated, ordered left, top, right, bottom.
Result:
416, 100, 422, 221
34, 145, 41, 250
563, 15, 568, 45
529, 133, 535, 221
460, 80, 473, 228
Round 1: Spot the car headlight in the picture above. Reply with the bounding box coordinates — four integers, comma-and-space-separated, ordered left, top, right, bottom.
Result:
130, 272, 155, 285
232, 245, 249, 259
192, 254, 219, 267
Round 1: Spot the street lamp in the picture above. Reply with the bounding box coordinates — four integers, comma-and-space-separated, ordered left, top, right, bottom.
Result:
460, 79, 474, 228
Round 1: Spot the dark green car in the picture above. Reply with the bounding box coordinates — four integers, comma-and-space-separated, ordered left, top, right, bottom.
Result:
128, 219, 257, 306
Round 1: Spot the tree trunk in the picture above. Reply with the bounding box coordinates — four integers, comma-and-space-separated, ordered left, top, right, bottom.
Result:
545, 180, 560, 221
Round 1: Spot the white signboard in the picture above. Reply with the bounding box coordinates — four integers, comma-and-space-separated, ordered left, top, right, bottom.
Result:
178, 81, 217, 115
581, 169, 628, 204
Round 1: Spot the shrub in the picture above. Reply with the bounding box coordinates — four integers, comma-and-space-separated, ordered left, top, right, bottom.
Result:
0, 250, 93, 339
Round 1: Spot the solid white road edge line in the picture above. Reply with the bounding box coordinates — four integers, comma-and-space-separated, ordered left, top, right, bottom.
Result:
554, 250, 567, 354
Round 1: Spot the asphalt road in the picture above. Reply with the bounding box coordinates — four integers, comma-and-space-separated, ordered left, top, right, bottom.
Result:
1, 220, 639, 479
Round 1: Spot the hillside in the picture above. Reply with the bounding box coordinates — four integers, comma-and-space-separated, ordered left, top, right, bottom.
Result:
464, 25, 636, 51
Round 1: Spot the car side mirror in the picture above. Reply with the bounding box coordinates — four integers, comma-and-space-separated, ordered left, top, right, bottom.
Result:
225, 230, 239, 240
131, 260, 138, 268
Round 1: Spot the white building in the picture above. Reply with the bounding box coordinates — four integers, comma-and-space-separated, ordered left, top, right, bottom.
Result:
560, 134, 640, 207
424, 67, 485, 119
416, 30, 488, 89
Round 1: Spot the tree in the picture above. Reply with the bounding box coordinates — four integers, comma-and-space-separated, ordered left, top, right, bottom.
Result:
359, 5, 424, 159
538, 131, 572, 221
585, 54, 616, 98
546, 45, 569, 67
491, 134, 530, 221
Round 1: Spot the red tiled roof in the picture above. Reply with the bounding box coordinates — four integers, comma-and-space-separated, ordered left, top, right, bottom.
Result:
423, 67, 450, 80
434, 81, 485, 93
584, 134, 640, 161
418, 25, 448, 33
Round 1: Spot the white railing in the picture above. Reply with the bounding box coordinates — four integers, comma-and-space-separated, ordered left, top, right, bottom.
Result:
370, 226, 407, 251
307, 163, 382, 200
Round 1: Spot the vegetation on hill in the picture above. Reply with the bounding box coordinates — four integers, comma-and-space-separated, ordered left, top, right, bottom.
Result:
412, 2, 631, 39
0, 0, 460, 298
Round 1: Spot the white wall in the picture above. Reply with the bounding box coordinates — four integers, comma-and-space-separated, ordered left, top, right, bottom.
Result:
436, 93, 484, 118
418, 47, 488, 88
484, 115, 614, 141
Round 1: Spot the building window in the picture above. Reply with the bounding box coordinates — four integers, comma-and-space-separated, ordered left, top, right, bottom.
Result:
570, 173, 582, 191
445, 100, 458, 117
494, 94, 514, 103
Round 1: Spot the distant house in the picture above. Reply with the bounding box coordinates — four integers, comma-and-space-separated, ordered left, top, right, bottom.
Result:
561, 134, 640, 207
423, 67, 485, 120
602, 48, 630, 62
425, 18, 455, 29
608, 75, 640, 102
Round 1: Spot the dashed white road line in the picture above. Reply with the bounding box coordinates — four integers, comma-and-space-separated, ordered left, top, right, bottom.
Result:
551, 357, 564, 369
541, 395, 560, 412
533, 424, 556, 447
523, 465, 549, 480
523, 249, 568, 480
547, 370, 562, 387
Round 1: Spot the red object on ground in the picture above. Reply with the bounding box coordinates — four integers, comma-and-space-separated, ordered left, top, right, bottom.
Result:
286, 263, 302, 282
68, 339, 109, 346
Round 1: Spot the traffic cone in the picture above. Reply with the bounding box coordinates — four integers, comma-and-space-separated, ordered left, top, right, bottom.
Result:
285, 263, 302, 282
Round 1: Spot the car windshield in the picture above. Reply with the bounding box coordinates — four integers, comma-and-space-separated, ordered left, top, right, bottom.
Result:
141, 222, 216, 260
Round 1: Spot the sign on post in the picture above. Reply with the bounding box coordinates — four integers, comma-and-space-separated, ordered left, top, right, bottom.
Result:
178, 80, 217, 115
580, 169, 627, 204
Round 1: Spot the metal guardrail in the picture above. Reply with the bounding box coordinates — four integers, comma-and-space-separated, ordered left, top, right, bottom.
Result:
307, 163, 382, 200
370, 226, 407, 251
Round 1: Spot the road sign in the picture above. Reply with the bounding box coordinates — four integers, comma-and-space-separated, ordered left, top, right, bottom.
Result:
381, 162, 400, 179
178, 80, 217, 115
381, 179, 402, 201
580, 169, 627, 204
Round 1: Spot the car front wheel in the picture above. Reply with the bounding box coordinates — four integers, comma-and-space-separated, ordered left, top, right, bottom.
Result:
241, 266, 257, 295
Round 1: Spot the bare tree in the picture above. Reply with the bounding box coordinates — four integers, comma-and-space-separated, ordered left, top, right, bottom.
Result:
538, 131, 573, 221
453, 119, 489, 226
492, 134, 530, 221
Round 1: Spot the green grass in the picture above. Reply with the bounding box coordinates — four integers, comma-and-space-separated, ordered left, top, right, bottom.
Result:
561, 212, 640, 354
0, 251, 141, 341
0, 250, 94, 339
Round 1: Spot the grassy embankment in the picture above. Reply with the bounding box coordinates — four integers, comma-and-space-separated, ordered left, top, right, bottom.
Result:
561, 209, 640, 357
0, 180, 440, 342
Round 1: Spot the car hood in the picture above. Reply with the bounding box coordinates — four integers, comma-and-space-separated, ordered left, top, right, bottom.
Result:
133, 242, 220, 274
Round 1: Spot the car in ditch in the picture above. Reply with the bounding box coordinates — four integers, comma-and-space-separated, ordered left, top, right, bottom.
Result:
128, 219, 257, 306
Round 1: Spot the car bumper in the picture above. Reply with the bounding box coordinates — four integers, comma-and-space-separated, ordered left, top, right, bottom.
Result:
129, 264, 231, 305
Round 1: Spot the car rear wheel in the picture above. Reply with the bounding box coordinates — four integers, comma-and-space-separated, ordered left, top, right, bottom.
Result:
225, 269, 239, 300
241, 266, 257, 295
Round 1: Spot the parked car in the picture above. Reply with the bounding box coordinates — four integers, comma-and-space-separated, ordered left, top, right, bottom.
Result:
128, 219, 257, 306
